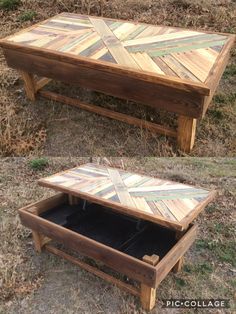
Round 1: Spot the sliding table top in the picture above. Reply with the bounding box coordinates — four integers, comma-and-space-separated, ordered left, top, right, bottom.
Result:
38, 163, 216, 231
0, 13, 234, 95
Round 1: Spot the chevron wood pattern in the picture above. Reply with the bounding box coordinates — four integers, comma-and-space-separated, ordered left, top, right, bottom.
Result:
38, 163, 215, 230
5, 13, 230, 83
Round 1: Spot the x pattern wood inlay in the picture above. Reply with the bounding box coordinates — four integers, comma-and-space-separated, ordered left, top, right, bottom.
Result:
39, 163, 212, 226
6, 13, 229, 83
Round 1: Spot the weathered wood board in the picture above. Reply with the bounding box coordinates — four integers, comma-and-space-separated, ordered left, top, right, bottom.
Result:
38, 163, 216, 230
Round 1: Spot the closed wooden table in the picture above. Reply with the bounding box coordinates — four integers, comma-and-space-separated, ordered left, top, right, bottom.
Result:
0, 13, 234, 151
18, 163, 216, 310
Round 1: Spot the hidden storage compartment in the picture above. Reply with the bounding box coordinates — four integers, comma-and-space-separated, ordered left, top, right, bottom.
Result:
39, 198, 177, 260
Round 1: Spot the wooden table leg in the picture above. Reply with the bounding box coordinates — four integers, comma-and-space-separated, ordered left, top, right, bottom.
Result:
172, 257, 184, 273
32, 231, 43, 253
177, 115, 197, 152
19, 70, 36, 101
140, 254, 159, 311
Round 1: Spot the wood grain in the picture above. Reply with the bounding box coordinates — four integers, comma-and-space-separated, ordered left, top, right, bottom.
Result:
177, 115, 197, 152
155, 224, 197, 286
19, 209, 157, 287
38, 163, 215, 231
45, 244, 140, 296
39, 90, 178, 137
4, 48, 205, 118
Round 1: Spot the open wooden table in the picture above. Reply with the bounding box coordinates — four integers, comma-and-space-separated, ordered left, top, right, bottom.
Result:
0, 13, 234, 152
18, 163, 216, 310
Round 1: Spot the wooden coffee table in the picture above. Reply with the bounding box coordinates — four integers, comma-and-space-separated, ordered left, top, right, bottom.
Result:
18, 163, 216, 310
0, 13, 234, 151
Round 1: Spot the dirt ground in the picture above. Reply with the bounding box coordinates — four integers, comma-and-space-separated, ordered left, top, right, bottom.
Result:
0, 0, 236, 157
0, 157, 235, 313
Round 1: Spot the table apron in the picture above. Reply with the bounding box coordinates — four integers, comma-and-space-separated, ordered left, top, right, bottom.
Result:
4, 48, 204, 118
18, 207, 157, 287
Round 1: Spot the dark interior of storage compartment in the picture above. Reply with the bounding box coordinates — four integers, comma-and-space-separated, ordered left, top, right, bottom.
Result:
40, 201, 177, 260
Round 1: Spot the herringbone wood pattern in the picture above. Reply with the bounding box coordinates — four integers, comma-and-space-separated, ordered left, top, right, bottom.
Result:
39, 163, 213, 229
6, 13, 229, 83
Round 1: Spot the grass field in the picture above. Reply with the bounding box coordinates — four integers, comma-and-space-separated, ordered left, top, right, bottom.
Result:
0, 0, 236, 157
0, 157, 235, 313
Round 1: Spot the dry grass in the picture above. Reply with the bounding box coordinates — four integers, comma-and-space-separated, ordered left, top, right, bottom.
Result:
0, 157, 235, 313
0, 0, 236, 156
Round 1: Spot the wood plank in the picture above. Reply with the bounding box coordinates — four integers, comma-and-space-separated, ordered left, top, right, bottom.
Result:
155, 224, 197, 286
171, 53, 208, 82
4, 48, 205, 118
32, 231, 43, 252
45, 244, 140, 296
113, 22, 138, 40
143, 254, 159, 266
17, 193, 67, 216
38, 163, 215, 232
160, 55, 200, 82
140, 254, 159, 310
135, 26, 163, 39
202, 35, 235, 115
39, 90, 178, 138
19, 70, 36, 101
1, 43, 210, 96
123, 30, 201, 47
177, 115, 197, 152
38, 176, 184, 232
18, 209, 157, 287
172, 257, 184, 273
35, 77, 52, 91
89, 17, 141, 69
180, 190, 217, 229
107, 168, 136, 207
130, 52, 165, 74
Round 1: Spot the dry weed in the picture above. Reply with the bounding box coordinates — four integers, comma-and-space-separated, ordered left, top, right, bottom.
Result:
0, 217, 42, 301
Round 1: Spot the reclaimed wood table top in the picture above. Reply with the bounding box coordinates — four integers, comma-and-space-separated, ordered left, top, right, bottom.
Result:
38, 163, 216, 230
1, 13, 234, 95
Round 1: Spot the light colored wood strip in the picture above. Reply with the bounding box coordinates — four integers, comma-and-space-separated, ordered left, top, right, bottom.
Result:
45, 36, 74, 51
160, 55, 200, 82
172, 52, 209, 82
152, 57, 178, 77
135, 26, 163, 39
58, 32, 94, 52
51, 18, 93, 28
19, 70, 36, 101
154, 201, 177, 221
130, 52, 165, 74
40, 24, 74, 32
119, 24, 142, 41
132, 197, 153, 214
107, 168, 136, 207
177, 115, 197, 152
162, 200, 185, 221
148, 39, 226, 57
29, 36, 54, 47
89, 17, 141, 69
70, 33, 100, 54
113, 22, 137, 40
8, 32, 41, 43
123, 30, 201, 47
90, 46, 108, 59
35, 77, 52, 92
124, 24, 147, 40
171, 53, 208, 82
129, 184, 192, 193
